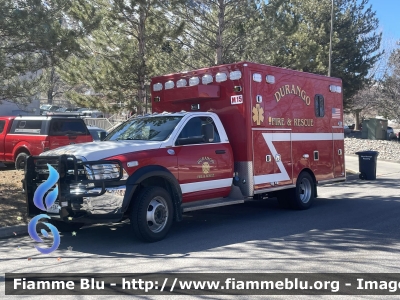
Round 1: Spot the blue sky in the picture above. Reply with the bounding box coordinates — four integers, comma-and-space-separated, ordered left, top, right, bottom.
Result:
367, 0, 400, 42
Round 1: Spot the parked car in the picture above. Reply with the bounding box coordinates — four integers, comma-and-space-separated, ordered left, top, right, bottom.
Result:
40, 105, 61, 115
344, 125, 352, 134
0, 115, 93, 169
387, 126, 396, 140
80, 109, 104, 118
344, 125, 351, 134
87, 125, 108, 141
66, 107, 82, 112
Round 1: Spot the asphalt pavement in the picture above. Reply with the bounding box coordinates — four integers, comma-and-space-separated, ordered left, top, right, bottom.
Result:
1, 155, 399, 240
2, 157, 400, 299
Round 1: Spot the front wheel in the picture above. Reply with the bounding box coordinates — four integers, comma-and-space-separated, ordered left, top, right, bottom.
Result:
290, 172, 315, 210
15, 152, 29, 170
130, 186, 173, 242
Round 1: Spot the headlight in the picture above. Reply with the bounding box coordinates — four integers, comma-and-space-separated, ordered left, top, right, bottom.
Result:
85, 163, 129, 180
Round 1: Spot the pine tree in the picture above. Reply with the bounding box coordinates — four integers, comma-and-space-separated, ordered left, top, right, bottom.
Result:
60, 0, 184, 113
0, 0, 100, 104
274, 0, 382, 108
378, 47, 400, 122
165, 0, 296, 68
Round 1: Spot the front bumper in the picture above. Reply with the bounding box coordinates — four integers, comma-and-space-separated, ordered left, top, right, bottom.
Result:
25, 154, 129, 223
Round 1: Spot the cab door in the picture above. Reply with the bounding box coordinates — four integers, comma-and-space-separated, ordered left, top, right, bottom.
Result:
174, 116, 233, 203
0, 120, 7, 161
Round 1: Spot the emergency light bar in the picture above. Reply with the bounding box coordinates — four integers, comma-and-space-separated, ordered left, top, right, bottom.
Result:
152, 69, 244, 91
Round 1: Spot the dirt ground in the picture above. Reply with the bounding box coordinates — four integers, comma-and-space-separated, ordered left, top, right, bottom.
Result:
0, 165, 27, 227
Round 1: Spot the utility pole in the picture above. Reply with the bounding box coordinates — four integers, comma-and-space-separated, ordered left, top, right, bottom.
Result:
328, 0, 334, 77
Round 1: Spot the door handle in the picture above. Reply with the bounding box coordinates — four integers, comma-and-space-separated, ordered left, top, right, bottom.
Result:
215, 150, 226, 154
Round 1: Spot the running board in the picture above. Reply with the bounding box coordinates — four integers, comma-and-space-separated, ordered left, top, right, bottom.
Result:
182, 198, 245, 212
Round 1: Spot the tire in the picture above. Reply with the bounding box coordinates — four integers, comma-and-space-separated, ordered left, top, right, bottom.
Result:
49, 220, 84, 233
289, 172, 315, 210
130, 186, 173, 242
15, 152, 29, 170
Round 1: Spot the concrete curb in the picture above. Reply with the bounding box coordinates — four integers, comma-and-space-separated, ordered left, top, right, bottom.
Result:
0, 224, 28, 239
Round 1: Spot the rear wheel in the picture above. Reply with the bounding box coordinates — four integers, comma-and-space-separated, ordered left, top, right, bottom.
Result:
49, 220, 84, 233
15, 152, 29, 170
130, 186, 173, 242
289, 172, 315, 210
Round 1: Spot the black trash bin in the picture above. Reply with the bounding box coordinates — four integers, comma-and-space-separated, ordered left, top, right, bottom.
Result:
355, 150, 379, 180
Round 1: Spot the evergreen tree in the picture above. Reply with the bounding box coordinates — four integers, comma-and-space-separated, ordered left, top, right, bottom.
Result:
165, 0, 296, 68
0, 0, 100, 104
274, 0, 382, 109
61, 0, 183, 113
378, 47, 400, 122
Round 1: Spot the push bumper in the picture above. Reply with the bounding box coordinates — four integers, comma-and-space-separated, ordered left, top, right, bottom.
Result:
25, 154, 130, 224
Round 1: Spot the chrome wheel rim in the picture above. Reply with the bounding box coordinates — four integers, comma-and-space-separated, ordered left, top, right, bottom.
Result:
146, 196, 168, 233
299, 177, 312, 203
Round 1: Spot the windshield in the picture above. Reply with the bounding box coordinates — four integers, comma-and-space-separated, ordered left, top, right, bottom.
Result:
105, 116, 183, 141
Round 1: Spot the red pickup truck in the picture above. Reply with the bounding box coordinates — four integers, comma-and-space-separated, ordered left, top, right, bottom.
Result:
0, 115, 93, 169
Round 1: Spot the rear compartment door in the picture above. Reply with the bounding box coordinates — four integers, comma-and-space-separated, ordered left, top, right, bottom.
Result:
333, 125, 345, 177
48, 119, 92, 149
252, 130, 293, 190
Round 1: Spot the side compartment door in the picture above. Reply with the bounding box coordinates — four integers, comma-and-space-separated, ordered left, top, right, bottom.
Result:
253, 130, 293, 190
174, 116, 233, 203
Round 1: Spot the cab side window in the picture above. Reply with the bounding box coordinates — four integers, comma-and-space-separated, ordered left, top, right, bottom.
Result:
175, 116, 221, 146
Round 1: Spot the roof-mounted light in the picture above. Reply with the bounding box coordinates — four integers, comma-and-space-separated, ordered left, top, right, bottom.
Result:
216, 73, 227, 82
329, 85, 342, 93
177, 79, 187, 88
229, 71, 242, 80
153, 83, 162, 91
189, 77, 199, 86
266, 75, 275, 84
202, 74, 213, 85
165, 80, 174, 90
253, 73, 261, 82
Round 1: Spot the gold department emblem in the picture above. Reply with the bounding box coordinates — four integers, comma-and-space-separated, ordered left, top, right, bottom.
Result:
252, 104, 264, 126
202, 162, 210, 174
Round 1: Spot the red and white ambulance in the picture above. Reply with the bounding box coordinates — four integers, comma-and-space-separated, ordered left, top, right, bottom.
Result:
25, 61, 345, 242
